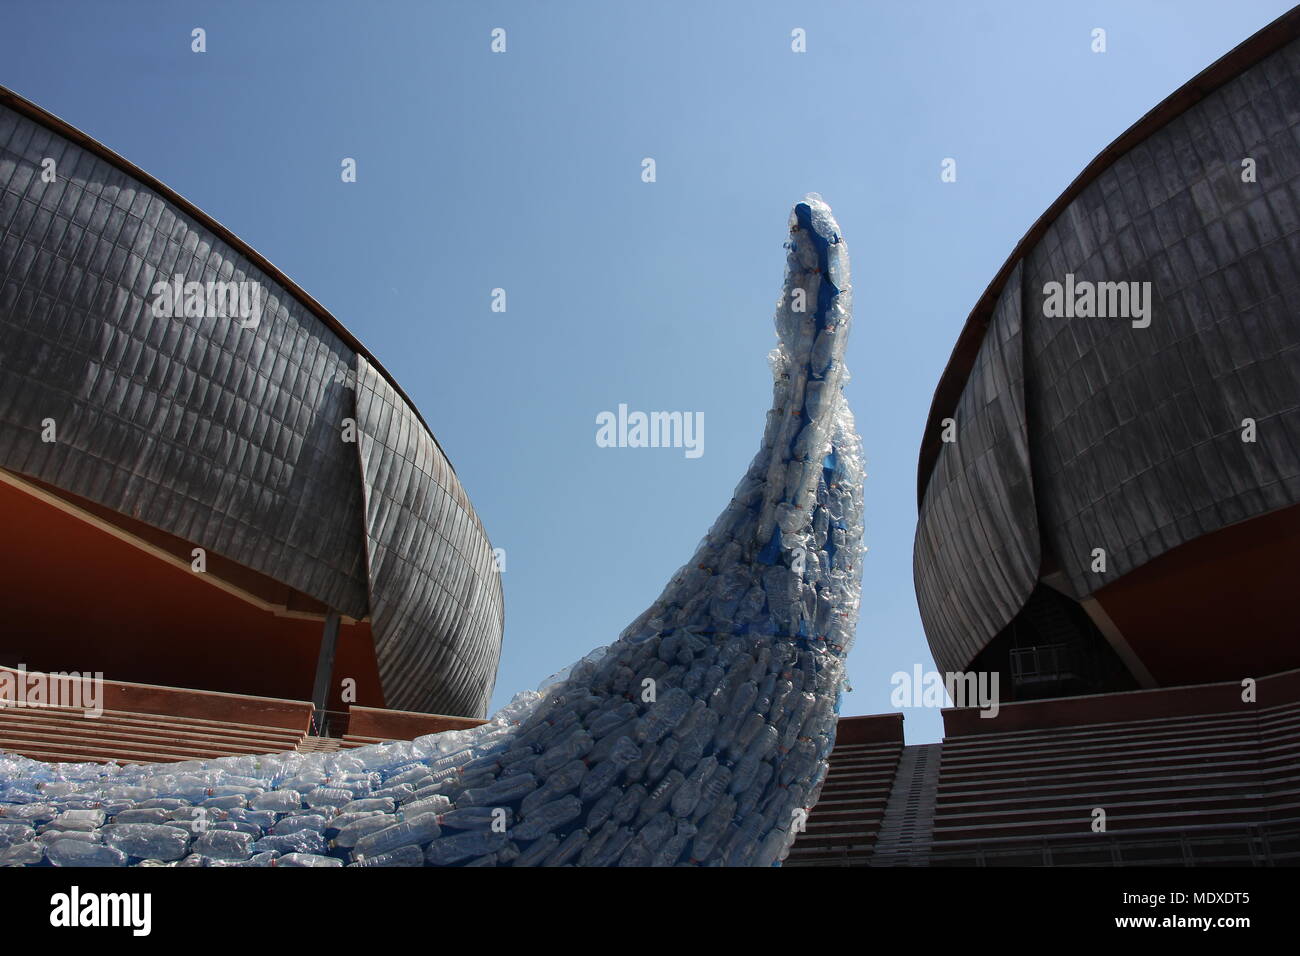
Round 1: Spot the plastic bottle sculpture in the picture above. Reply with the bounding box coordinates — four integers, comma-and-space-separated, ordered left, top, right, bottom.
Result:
0, 194, 864, 867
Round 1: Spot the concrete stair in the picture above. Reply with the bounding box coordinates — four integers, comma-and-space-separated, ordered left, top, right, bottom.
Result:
0, 700, 309, 764
784, 714, 905, 866
870, 743, 942, 866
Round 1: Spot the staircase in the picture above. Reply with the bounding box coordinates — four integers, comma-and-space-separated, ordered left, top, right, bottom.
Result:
784, 714, 905, 866
0, 700, 310, 764
870, 743, 942, 865
786, 671, 1300, 867
0, 673, 491, 766
922, 696, 1300, 865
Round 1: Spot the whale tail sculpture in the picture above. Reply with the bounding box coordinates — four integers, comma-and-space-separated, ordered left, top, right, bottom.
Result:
0, 194, 864, 867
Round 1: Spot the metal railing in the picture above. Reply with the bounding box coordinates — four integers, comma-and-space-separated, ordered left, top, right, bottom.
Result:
1010, 642, 1079, 684
309, 709, 350, 738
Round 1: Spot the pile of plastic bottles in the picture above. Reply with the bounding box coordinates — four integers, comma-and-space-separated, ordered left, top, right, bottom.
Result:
0, 194, 864, 867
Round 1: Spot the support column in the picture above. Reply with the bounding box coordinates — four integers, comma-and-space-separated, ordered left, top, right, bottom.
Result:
311, 612, 341, 736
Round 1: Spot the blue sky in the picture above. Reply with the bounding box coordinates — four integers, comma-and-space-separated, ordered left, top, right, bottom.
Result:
1, 0, 1292, 743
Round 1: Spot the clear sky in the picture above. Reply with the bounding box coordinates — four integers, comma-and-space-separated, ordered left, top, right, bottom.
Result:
1, 0, 1292, 743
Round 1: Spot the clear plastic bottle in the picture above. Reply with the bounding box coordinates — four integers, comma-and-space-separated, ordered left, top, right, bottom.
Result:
611, 784, 646, 826
688, 795, 737, 863
673, 709, 719, 773
512, 795, 582, 841
520, 760, 586, 817
460, 773, 536, 808
652, 820, 697, 867
192, 830, 253, 862
620, 811, 673, 867
511, 832, 559, 867
535, 730, 593, 779
401, 794, 454, 818
436, 805, 511, 831
781, 693, 816, 751
634, 687, 693, 744
577, 821, 615, 866
101, 823, 190, 862
270, 813, 328, 836
304, 787, 354, 809
46, 840, 127, 867
644, 737, 680, 785
622, 742, 656, 785
578, 736, 639, 802
736, 762, 775, 819
543, 827, 588, 866
0, 841, 44, 866
109, 808, 168, 826
0, 823, 34, 850
690, 764, 733, 823
49, 808, 104, 831
347, 844, 423, 867
729, 712, 768, 760
332, 813, 394, 848
585, 790, 621, 832
352, 811, 441, 858
587, 701, 638, 740
423, 829, 509, 866
671, 757, 716, 818
339, 797, 395, 816
250, 790, 301, 813
636, 770, 684, 826
273, 853, 342, 867
590, 826, 636, 867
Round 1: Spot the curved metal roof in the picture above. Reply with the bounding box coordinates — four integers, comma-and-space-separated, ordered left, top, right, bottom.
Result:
0, 82, 456, 479
917, 5, 1300, 506
0, 87, 504, 715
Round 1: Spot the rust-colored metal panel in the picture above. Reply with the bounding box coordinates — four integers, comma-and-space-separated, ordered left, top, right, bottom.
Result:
345, 705, 485, 741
